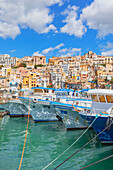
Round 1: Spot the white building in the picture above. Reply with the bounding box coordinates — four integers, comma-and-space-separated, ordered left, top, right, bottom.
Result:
0, 54, 17, 66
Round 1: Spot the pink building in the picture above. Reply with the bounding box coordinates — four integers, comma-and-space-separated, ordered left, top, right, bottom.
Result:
16, 67, 28, 77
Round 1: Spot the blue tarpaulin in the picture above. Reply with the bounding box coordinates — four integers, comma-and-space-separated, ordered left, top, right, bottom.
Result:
31, 87, 55, 90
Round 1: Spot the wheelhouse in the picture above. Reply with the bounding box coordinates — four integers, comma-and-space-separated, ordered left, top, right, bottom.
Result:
88, 89, 113, 103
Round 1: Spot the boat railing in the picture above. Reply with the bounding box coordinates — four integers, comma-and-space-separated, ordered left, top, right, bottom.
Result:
83, 107, 108, 117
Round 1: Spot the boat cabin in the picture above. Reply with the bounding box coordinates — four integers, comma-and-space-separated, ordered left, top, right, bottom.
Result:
31, 87, 55, 95
54, 89, 74, 97
88, 89, 113, 103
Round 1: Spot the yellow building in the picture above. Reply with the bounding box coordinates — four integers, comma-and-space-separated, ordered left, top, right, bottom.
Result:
22, 77, 29, 89
29, 73, 37, 89
7, 67, 11, 81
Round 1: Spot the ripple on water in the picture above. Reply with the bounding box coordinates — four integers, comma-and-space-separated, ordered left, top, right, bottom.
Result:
0, 118, 113, 170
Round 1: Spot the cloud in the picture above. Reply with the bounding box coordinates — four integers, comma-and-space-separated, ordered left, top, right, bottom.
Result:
61, 0, 113, 38
42, 47, 53, 54
55, 43, 64, 49
33, 44, 81, 57
0, 0, 63, 39
102, 42, 113, 50
33, 51, 44, 56
101, 49, 113, 56
100, 42, 113, 56
60, 5, 86, 37
0, 22, 20, 39
42, 43, 64, 54
59, 48, 68, 53
9, 49, 16, 53
33, 43, 64, 56
58, 47, 81, 57
81, 0, 113, 37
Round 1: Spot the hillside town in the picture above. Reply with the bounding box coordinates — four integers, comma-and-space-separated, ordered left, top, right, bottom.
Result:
0, 51, 113, 93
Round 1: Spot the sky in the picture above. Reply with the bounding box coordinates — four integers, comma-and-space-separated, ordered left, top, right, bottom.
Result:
0, 0, 113, 62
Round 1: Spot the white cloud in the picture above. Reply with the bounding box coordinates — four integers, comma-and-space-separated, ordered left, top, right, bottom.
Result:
55, 43, 64, 49
71, 48, 81, 52
0, 0, 63, 38
58, 47, 81, 57
81, 0, 113, 37
101, 49, 113, 56
33, 43, 64, 56
61, 0, 113, 38
60, 5, 86, 37
33, 51, 44, 56
42, 43, 64, 54
40, 24, 57, 33
59, 48, 68, 53
42, 47, 53, 54
9, 49, 16, 53
0, 21, 20, 39
100, 42, 113, 56
102, 42, 113, 50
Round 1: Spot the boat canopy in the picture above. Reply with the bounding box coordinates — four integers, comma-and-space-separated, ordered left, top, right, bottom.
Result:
88, 89, 113, 95
55, 89, 74, 92
31, 87, 55, 90
19, 88, 33, 93
79, 89, 90, 93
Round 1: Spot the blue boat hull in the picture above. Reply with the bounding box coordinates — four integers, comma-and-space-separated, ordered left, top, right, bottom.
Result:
80, 114, 113, 144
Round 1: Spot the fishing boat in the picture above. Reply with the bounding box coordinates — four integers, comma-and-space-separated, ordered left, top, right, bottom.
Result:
19, 87, 59, 122
0, 98, 29, 118
0, 89, 29, 118
19, 87, 80, 122
0, 107, 10, 128
79, 89, 113, 144
52, 89, 91, 130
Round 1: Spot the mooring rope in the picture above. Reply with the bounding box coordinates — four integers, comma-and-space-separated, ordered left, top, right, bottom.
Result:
79, 154, 113, 170
54, 118, 113, 170
18, 99, 31, 170
42, 115, 98, 170
72, 104, 81, 112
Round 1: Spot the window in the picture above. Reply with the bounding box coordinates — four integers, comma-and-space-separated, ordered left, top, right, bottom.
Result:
106, 95, 113, 103
99, 95, 106, 103
91, 95, 98, 102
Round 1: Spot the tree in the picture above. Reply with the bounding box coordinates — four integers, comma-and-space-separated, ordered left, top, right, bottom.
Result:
22, 63, 26, 67
34, 64, 45, 69
11, 66, 18, 69
0, 65, 4, 69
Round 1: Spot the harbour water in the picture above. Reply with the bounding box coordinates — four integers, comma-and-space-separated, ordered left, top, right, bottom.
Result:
0, 117, 113, 170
